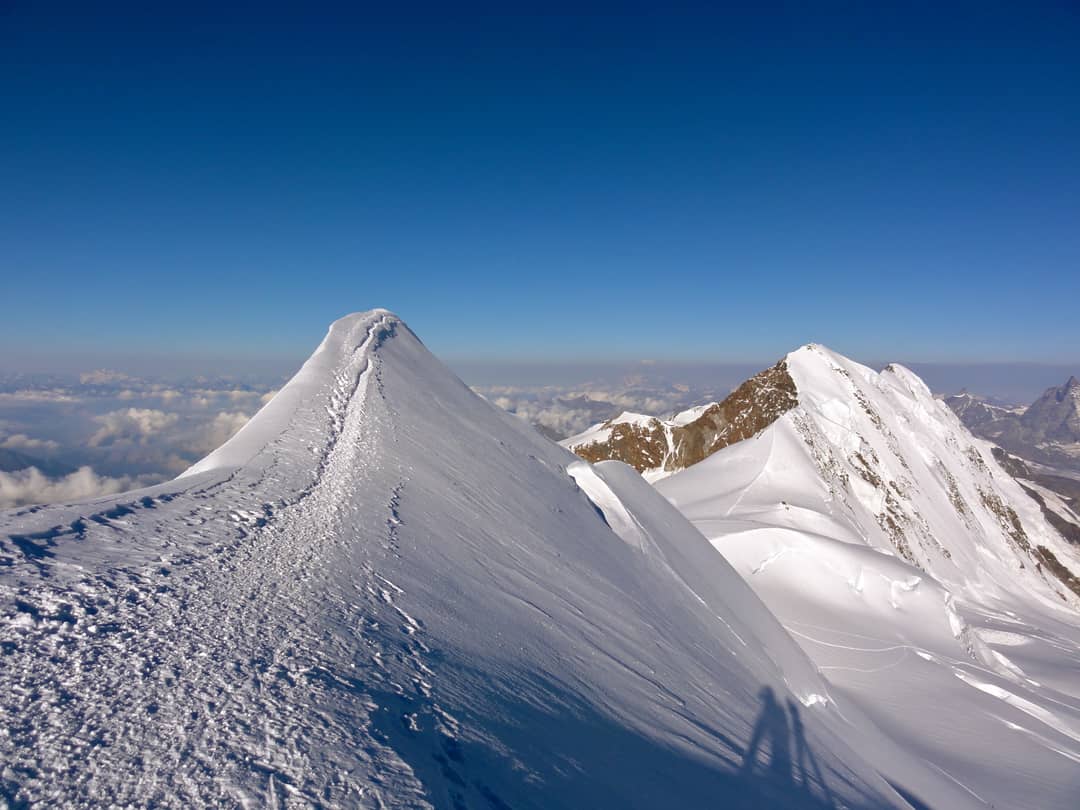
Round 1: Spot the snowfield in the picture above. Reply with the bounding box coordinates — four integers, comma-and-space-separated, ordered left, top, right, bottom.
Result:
1, 314, 1075, 808
658, 345, 1080, 810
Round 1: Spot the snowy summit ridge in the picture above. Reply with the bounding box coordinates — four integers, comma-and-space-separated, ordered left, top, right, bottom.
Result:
3, 310, 958, 809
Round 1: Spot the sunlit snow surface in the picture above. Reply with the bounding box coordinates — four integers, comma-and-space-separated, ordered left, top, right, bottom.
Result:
659, 345, 1080, 810
2, 312, 948, 809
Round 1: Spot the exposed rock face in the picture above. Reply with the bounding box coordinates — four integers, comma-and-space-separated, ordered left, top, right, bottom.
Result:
944, 391, 1015, 430
991, 448, 1080, 547
1021, 376, 1080, 443
572, 416, 668, 471
566, 361, 798, 477
667, 361, 798, 470
1023, 485, 1080, 546
991, 446, 1032, 479
1035, 545, 1080, 599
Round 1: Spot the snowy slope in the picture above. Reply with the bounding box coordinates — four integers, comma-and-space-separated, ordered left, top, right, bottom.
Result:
2, 314, 977, 809
658, 344, 1080, 810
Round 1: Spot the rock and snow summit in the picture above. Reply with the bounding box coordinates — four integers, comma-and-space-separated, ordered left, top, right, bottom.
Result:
2, 311, 958, 810
3, 313, 1078, 809
571, 342, 1080, 809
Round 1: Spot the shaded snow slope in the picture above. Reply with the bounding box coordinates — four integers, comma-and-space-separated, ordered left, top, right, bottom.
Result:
1, 314, 959, 808
659, 344, 1080, 810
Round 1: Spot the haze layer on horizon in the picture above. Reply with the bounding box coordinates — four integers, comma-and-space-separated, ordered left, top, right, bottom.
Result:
1, 347, 1074, 404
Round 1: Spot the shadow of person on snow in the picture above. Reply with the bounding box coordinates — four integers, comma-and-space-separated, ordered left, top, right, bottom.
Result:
741, 686, 793, 785
788, 697, 835, 807
741, 686, 835, 808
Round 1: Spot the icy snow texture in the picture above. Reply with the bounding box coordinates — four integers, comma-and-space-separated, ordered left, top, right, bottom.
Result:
1, 313, 970, 809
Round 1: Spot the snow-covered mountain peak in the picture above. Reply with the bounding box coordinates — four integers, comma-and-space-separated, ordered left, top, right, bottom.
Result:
653, 351, 1080, 810
783, 344, 931, 407
183, 309, 403, 477
6, 311, 948, 808
567, 341, 1080, 612
671, 348, 1079, 599
565, 343, 950, 487
4, 313, 1078, 808
784, 341, 842, 364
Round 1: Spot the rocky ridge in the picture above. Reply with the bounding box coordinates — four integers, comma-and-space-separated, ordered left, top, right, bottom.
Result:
566, 361, 797, 479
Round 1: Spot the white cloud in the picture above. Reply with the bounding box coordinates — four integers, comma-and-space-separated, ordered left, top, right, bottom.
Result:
0, 466, 158, 508
518, 403, 612, 437
79, 369, 133, 385
565, 390, 680, 413
0, 433, 60, 451
490, 397, 616, 438
157, 388, 184, 403
0, 389, 80, 403
476, 382, 705, 439
186, 388, 272, 408
89, 408, 180, 447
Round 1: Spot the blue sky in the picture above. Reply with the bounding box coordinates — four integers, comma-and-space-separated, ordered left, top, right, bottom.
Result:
2, 2, 1078, 365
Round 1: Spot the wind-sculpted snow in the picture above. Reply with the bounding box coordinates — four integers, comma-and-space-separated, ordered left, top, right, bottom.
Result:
1, 312, 975, 809
659, 344, 1080, 810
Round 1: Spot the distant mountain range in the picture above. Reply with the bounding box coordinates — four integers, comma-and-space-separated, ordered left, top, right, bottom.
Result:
945, 377, 1080, 471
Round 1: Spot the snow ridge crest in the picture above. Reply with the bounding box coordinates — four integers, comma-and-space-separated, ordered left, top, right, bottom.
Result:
182, 309, 403, 477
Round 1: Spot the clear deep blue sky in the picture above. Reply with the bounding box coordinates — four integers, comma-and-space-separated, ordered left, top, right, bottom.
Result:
2, 2, 1078, 364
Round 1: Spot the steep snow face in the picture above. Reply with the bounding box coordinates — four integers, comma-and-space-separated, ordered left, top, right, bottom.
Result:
2, 314, 950, 809
659, 344, 1080, 810
785, 345, 1079, 603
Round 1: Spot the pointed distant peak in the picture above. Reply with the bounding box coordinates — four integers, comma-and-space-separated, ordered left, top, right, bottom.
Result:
328, 308, 402, 332
945, 389, 984, 405
184, 308, 415, 478
880, 361, 917, 379
783, 342, 861, 383
1065, 375, 1080, 390
881, 362, 934, 399
322, 309, 425, 353
784, 342, 835, 367
789, 342, 828, 357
